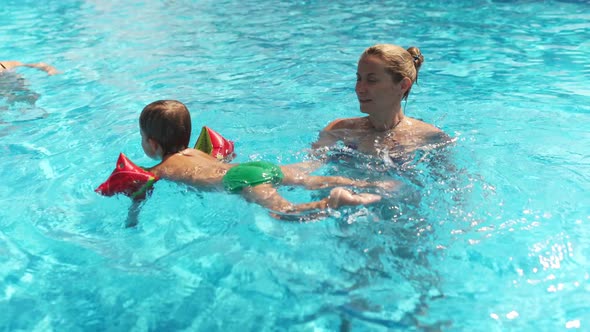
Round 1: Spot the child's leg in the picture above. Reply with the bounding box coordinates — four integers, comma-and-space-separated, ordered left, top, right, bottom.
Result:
240, 184, 381, 215
280, 166, 399, 191
281, 160, 323, 174
280, 166, 365, 189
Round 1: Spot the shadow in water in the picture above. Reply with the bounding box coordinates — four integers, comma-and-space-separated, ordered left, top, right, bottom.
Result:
0, 72, 48, 125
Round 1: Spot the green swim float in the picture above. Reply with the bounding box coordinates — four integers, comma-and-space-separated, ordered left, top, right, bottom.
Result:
222, 161, 284, 193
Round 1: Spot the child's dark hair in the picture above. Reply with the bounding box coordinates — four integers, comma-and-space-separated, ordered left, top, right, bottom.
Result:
139, 100, 192, 156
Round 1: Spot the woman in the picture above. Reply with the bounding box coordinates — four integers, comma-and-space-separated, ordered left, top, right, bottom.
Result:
313, 44, 452, 158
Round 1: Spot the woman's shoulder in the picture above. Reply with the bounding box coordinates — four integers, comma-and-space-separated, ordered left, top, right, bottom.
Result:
404, 117, 453, 142
406, 117, 443, 132
323, 117, 365, 130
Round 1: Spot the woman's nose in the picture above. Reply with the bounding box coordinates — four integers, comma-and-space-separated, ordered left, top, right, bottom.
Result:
356, 81, 366, 94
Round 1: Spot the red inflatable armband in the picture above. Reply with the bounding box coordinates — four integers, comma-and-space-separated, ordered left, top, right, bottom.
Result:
194, 126, 235, 161
95, 153, 159, 200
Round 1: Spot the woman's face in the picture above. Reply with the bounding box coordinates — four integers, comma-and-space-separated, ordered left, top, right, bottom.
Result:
355, 55, 404, 115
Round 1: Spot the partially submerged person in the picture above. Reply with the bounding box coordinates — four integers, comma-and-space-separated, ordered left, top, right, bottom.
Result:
135, 100, 397, 222
0, 60, 59, 75
0, 60, 59, 123
313, 44, 453, 159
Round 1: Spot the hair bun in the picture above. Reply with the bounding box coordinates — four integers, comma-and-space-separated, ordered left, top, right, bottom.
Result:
406, 46, 424, 71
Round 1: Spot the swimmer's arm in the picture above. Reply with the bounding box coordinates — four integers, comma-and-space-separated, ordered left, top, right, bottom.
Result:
311, 118, 361, 151
0, 60, 60, 75
0, 61, 24, 70
310, 119, 346, 150
125, 199, 144, 228
23, 62, 60, 75
423, 129, 456, 148
311, 130, 339, 151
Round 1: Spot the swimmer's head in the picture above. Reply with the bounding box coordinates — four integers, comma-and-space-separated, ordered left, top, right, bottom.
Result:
139, 100, 192, 157
360, 44, 424, 100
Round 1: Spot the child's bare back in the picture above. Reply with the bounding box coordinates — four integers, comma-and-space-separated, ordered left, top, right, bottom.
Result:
147, 148, 231, 190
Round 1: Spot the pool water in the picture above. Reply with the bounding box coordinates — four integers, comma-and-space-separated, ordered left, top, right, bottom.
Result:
1, 0, 589, 330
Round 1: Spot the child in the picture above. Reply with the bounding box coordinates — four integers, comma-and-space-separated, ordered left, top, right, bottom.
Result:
137, 100, 397, 218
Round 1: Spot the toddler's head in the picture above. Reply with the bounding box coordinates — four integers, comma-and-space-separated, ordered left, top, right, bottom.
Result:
139, 100, 192, 158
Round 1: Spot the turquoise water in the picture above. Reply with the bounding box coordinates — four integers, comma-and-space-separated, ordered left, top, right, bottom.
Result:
1, 0, 589, 330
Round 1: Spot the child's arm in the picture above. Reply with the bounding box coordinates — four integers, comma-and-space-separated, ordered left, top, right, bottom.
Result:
125, 199, 144, 228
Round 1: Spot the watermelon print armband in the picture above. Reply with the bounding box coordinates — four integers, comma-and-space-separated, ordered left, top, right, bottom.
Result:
95, 153, 159, 200
194, 126, 235, 161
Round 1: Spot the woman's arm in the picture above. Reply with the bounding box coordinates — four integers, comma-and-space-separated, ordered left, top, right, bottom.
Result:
310, 118, 354, 150
311, 129, 340, 150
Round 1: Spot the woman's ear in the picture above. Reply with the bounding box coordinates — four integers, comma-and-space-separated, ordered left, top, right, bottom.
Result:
400, 77, 412, 94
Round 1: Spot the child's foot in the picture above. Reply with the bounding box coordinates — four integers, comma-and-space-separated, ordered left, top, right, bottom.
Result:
328, 187, 381, 208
